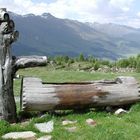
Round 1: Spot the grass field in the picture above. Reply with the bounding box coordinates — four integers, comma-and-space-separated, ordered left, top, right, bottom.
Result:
0, 66, 140, 140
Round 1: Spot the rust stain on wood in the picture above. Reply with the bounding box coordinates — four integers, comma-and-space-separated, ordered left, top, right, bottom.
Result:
54, 84, 108, 109
22, 77, 140, 111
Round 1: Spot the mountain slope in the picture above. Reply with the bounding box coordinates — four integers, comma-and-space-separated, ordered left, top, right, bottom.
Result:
87, 22, 140, 56
10, 12, 140, 60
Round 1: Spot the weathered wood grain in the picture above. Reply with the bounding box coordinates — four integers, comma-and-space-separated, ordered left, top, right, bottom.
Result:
21, 76, 140, 111
0, 9, 47, 122
14, 56, 47, 71
0, 8, 17, 122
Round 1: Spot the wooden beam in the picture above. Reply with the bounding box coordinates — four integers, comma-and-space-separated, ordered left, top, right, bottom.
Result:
14, 56, 47, 71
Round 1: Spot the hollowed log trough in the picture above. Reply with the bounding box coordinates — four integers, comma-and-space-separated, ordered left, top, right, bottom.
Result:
21, 76, 140, 111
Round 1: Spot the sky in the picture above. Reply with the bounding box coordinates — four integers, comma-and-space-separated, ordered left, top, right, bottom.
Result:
0, 0, 140, 28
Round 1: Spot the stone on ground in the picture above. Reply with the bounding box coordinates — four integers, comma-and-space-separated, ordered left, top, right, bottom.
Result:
65, 126, 77, 132
2, 131, 36, 140
114, 108, 128, 115
35, 121, 54, 133
86, 118, 97, 126
62, 120, 77, 125
37, 135, 52, 140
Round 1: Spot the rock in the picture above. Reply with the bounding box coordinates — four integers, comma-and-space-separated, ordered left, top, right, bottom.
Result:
35, 121, 54, 133
15, 74, 20, 79
65, 127, 77, 132
14, 96, 20, 103
40, 114, 47, 118
114, 108, 128, 115
79, 70, 85, 72
90, 70, 96, 73
106, 106, 113, 112
2, 131, 36, 140
97, 66, 110, 73
86, 118, 97, 127
37, 135, 52, 140
20, 121, 30, 127
62, 120, 77, 125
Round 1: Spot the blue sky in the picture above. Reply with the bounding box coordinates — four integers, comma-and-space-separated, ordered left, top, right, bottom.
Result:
0, 0, 140, 28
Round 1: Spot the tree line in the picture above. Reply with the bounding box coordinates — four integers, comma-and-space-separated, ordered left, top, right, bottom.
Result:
48, 54, 140, 72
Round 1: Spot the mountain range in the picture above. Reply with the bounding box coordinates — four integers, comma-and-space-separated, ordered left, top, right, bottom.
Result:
10, 12, 140, 60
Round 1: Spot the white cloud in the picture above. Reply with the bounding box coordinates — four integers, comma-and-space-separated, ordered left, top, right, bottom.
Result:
0, 0, 48, 15
137, 12, 140, 17
0, 0, 139, 28
125, 17, 140, 28
110, 0, 134, 12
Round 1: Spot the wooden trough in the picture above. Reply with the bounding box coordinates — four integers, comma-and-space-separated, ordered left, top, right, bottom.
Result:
21, 76, 140, 111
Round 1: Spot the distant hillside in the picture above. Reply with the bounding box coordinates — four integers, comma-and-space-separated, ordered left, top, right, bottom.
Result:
10, 12, 140, 60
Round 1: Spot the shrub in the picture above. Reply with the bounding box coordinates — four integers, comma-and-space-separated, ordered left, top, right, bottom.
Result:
94, 61, 100, 70
116, 59, 130, 68
78, 53, 85, 62
136, 57, 140, 72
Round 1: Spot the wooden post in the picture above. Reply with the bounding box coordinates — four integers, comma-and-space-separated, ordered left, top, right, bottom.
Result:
0, 9, 47, 122
21, 76, 140, 111
0, 8, 19, 122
